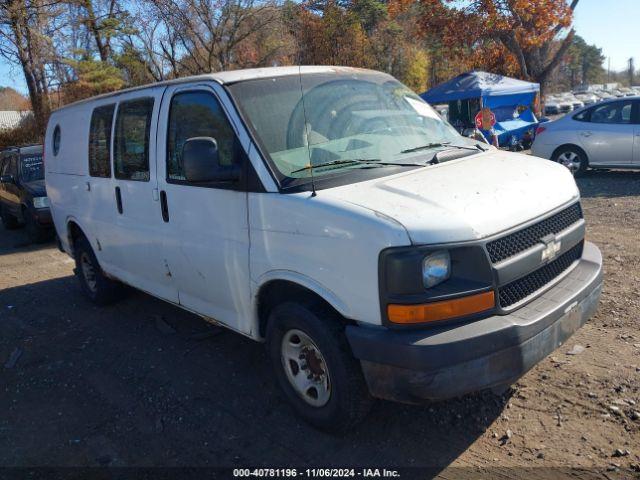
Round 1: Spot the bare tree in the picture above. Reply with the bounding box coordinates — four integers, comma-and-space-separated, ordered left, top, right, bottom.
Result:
140, 0, 287, 76
0, 0, 61, 131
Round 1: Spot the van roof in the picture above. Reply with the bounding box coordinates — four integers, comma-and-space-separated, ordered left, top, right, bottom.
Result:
53, 66, 377, 113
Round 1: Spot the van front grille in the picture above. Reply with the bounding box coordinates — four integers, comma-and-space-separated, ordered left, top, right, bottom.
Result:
486, 203, 583, 264
498, 241, 584, 308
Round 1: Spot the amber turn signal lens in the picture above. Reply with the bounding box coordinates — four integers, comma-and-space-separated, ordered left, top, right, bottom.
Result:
387, 291, 495, 324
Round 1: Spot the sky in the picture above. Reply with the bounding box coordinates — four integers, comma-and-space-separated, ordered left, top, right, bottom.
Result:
572, 0, 640, 74
0, 0, 638, 94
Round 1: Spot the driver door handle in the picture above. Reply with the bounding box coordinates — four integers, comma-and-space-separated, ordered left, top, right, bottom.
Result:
581, 131, 592, 137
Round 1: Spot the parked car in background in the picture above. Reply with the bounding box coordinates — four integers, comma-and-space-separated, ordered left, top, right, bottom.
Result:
532, 97, 640, 176
549, 95, 574, 113
544, 98, 560, 115
45, 66, 602, 430
594, 90, 614, 101
575, 93, 598, 105
560, 93, 584, 110
0, 145, 53, 242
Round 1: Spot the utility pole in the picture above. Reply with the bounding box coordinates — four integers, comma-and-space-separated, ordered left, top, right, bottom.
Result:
629, 58, 635, 86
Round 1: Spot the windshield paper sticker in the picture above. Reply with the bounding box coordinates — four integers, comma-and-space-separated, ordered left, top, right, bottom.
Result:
405, 97, 440, 120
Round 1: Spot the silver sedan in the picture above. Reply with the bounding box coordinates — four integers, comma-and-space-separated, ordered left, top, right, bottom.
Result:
532, 97, 640, 176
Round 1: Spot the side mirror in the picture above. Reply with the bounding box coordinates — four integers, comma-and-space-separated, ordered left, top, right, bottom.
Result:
182, 137, 241, 183
0, 174, 15, 184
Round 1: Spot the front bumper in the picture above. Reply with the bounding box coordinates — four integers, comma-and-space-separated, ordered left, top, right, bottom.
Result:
346, 241, 603, 404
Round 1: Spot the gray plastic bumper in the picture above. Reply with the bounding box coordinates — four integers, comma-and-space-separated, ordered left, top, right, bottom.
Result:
346, 241, 603, 403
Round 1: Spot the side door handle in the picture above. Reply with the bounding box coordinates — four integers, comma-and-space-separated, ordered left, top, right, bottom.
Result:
115, 186, 123, 214
580, 131, 592, 138
160, 190, 169, 222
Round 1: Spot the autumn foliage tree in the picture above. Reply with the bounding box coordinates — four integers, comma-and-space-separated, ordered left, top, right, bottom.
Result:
418, 0, 580, 94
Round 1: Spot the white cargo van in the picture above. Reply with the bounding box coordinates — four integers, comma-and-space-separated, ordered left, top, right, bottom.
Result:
45, 66, 603, 431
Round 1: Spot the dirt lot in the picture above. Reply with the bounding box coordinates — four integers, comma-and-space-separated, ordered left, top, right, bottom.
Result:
1, 170, 639, 479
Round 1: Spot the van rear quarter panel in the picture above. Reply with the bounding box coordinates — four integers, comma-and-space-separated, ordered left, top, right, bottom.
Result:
249, 192, 410, 326
45, 105, 93, 251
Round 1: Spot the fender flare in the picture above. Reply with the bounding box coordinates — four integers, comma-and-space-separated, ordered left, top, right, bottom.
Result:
63, 215, 88, 252
252, 269, 352, 322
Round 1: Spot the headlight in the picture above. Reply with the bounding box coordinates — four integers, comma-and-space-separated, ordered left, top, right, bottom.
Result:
33, 196, 49, 209
422, 250, 450, 288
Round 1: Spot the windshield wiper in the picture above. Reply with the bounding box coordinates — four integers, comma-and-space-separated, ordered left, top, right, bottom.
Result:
400, 142, 451, 154
401, 142, 485, 154
290, 158, 421, 174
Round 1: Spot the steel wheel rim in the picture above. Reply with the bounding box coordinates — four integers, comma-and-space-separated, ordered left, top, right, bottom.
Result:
281, 329, 331, 407
80, 252, 97, 293
557, 151, 581, 174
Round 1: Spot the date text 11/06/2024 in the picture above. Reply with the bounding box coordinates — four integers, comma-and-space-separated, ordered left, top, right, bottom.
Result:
233, 469, 401, 478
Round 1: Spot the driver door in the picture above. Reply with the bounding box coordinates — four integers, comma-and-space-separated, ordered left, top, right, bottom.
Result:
155, 83, 252, 334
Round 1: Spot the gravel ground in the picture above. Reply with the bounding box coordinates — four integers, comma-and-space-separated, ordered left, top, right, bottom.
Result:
0, 170, 639, 479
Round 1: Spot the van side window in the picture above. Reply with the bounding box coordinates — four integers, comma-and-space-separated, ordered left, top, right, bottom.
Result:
114, 98, 154, 181
167, 91, 236, 182
89, 104, 115, 178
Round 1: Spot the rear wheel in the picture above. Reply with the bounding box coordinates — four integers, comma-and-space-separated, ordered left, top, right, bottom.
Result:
553, 146, 588, 177
266, 300, 373, 432
74, 235, 123, 305
1, 205, 21, 230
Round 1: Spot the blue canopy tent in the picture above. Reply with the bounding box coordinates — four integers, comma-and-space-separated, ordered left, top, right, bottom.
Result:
420, 71, 540, 147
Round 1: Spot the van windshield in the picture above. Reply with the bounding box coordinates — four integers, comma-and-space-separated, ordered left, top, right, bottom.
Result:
20, 154, 44, 182
227, 71, 471, 188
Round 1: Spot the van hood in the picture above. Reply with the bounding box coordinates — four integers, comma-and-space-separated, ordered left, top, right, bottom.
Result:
322, 151, 579, 244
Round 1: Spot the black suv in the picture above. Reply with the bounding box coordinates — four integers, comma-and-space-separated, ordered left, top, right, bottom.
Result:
0, 145, 53, 242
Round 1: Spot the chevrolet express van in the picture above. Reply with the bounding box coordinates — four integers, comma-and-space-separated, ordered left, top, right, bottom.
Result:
45, 66, 603, 431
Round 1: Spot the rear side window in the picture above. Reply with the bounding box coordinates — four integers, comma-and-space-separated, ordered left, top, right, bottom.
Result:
20, 154, 44, 182
114, 98, 154, 181
166, 91, 236, 183
573, 110, 589, 122
88, 104, 115, 178
589, 101, 633, 124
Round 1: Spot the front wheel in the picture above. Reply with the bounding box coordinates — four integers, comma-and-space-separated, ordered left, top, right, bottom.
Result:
553, 146, 587, 177
266, 301, 373, 432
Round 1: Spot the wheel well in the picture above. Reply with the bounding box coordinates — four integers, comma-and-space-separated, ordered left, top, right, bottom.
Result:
551, 144, 589, 165
257, 280, 348, 338
66, 221, 85, 253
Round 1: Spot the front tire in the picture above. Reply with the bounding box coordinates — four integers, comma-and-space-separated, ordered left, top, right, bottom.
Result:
553, 146, 588, 177
74, 236, 123, 305
266, 301, 373, 432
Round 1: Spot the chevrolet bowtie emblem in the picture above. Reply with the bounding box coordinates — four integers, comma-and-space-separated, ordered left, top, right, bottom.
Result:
541, 234, 561, 262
